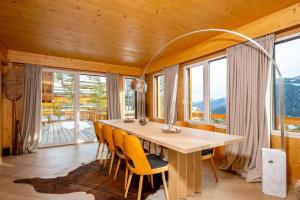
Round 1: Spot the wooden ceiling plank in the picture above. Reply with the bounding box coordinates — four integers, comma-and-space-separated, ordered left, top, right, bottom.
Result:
145, 2, 300, 74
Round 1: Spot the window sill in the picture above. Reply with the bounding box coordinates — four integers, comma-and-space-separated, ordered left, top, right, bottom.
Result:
185, 120, 227, 129
271, 130, 300, 139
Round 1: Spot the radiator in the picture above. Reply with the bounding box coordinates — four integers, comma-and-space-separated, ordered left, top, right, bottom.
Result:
262, 148, 287, 198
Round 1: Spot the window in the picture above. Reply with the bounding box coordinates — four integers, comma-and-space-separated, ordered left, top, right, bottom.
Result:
185, 56, 227, 124
187, 64, 204, 121
209, 58, 227, 124
154, 74, 165, 118
274, 36, 300, 132
124, 78, 136, 118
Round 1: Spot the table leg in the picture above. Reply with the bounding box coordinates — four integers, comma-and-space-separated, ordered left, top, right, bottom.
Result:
168, 149, 202, 199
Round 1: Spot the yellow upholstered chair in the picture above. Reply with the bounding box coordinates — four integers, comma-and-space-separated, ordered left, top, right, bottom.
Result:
102, 124, 116, 175
174, 121, 189, 127
195, 124, 218, 182
112, 128, 128, 188
123, 135, 169, 200
93, 122, 106, 164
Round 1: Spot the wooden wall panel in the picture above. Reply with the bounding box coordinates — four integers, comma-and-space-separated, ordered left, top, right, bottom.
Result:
1, 63, 24, 152
271, 135, 300, 184
0, 42, 7, 160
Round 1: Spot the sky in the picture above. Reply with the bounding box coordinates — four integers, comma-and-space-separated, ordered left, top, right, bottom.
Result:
275, 37, 300, 78
191, 58, 227, 102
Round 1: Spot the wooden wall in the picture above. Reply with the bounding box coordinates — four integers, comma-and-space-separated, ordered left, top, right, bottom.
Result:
1, 63, 24, 152
0, 42, 6, 161
271, 135, 300, 184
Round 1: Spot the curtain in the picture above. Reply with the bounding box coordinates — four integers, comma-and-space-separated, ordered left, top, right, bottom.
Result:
106, 73, 121, 120
136, 75, 146, 119
21, 64, 42, 153
163, 65, 179, 124
221, 34, 275, 182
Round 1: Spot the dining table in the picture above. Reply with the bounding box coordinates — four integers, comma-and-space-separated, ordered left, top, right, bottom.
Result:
99, 119, 244, 200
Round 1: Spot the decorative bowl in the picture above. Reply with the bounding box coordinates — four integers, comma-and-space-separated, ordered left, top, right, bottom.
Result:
139, 118, 148, 126
162, 125, 181, 133
123, 118, 135, 123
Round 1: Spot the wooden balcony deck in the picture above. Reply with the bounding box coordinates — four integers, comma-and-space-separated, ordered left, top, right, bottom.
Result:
39, 121, 96, 146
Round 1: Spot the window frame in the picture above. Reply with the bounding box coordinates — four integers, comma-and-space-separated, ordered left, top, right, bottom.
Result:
153, 72, 165, 119
183, 54, 227, 127
271, 33, 300, 136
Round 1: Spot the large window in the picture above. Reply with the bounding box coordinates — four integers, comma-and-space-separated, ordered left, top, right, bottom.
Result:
124, 78, 136, 118
209, 58, 227, 124
154, 74, 165, 119
274, 36, 300, 132
185, 56, 227, 125
187, 64, 204, 121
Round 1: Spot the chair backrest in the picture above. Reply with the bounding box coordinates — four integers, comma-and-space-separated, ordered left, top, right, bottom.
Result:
174, 121, 189, 127
93, 122, 104, 143
113, 129, 127, 154
102, 124, 115, 150
196, 124, 216, 132
123, 134, 152, 174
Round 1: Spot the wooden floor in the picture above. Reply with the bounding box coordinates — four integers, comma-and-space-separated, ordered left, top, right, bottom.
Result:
40, 121, 96, 146
0, 143, 297, 200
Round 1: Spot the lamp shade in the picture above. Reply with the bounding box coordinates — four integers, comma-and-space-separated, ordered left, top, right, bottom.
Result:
130, 78, 147, 93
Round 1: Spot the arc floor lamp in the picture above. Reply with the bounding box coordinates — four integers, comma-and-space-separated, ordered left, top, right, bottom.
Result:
131, 28, 286, 198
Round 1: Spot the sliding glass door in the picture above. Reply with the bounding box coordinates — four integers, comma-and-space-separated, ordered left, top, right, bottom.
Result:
40, 71, 76, 147
79, 74, 107, 142
39, 69, 107, 147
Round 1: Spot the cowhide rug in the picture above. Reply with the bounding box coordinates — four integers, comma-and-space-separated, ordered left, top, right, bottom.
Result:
14, 160, 165, 200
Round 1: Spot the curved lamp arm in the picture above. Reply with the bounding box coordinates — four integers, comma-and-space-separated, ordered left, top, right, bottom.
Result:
133, 28, 285, 150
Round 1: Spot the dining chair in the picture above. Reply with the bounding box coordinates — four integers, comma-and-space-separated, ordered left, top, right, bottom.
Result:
123, 134, 169, 200
112, 128, 128, 188
102, 124, 116, 175
93, 122, 106, 165
195, 124, 218, 182
174, 121, 190, 127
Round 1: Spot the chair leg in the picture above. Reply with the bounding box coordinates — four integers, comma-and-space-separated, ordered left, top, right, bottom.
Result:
99, 143, 105, 166
137, 175, 144, 200
148, 142, 151, 154
161, 172, 169, 200
154, 144, 157, 154
95, 143, 100, 159
124, 171, 133, 198
210, 157, 218, 183
114, 157, 121, 180
150, 174, 154, 189
109, 151, 115, 175
124, 166, 128, 190
103, 149, 110, 169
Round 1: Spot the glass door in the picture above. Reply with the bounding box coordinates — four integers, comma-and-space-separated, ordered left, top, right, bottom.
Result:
78, 74, 107, 142
40, 71, 76, 147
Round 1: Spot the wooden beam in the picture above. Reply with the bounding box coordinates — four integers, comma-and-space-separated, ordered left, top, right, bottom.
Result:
145, 2, 300, 74
7, 50, 141, 76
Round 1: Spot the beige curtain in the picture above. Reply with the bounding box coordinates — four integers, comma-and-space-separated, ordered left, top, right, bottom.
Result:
163, 65, 179, 124
106, 73, 121, 120
137, 76, 146, 119
21, 64, 42, 153
221, 34, 275, 182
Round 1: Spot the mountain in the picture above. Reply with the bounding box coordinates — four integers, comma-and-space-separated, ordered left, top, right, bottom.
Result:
192, 97, 226, 114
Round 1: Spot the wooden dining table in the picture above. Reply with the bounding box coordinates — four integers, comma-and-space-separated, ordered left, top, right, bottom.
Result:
99, 120, 244, 199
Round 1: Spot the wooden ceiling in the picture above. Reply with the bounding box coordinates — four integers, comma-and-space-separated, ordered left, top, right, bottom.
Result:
0, 0, 298, 68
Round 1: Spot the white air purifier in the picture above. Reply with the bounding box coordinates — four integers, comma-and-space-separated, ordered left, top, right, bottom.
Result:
262, 148, 287, 198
